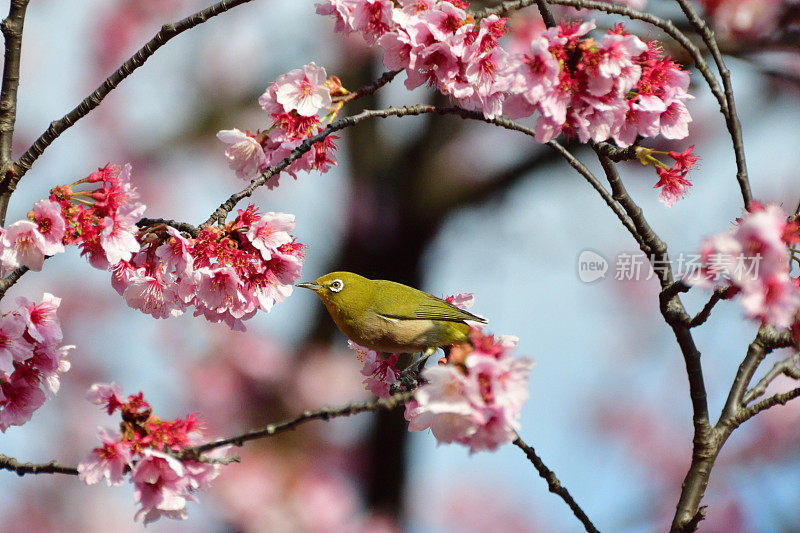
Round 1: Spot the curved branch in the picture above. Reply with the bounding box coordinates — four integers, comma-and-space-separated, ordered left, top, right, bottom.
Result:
732, 386, 800, 426
743, 352, 800, 405
721, 325, 794, 421
672, 0, 751, 208
180, 391, 413, 457
513, 436, 600, 533
0, 0, 31, 225
12, 0, 259, 180
688, 287, 727, 328
0, 454, 78, 476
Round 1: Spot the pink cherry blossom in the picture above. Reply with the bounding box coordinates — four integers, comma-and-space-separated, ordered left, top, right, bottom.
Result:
217, 128, 267, 180
124, 271, 183, 319
315, 0, 358, 34
155, 227, 194, 276
100, 203, 145, 266
349, 340, 398, 398
33, 343, 73, 395
16, 292, 62, 344
30, 199, 66, 256
86, 382, 125, 413
689, 204, 800, 327
0, 314, 33, 375
0, 373, 46, 431
131, 450, 192, 524
406, 329, 533, 452
274, 62, 332, 117
78, 427, 133, 486
2, 220, 47, 271
246, 212, 295, 260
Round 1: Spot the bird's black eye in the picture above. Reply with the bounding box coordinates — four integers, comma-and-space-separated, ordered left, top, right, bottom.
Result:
329, 279, 344, 293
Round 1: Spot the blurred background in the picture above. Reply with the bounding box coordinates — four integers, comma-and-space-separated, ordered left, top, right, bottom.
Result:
2, 0, 800, 531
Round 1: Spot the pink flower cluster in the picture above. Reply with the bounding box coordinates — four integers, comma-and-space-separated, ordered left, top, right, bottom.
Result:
217, 62, 338, 185
405, 328, 534, 453
317, 1, 692, 145
0, 293, 72, 431
78, 383, 227, 525
113, 205, 305, 331
349, 340, 399, 398
638, 145, 698, 207
688, 203, 800, 327
0, 163, 142, 274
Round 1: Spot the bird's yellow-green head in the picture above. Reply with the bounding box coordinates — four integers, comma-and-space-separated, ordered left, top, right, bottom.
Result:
296, 271, 486, 354
296, 271, 373, 322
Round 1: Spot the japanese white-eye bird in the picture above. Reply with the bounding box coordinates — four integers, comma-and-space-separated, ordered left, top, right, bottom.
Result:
297, 271, 486, 355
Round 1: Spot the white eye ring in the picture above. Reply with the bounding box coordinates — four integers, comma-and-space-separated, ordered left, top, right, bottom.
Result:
329, 279, 344, 293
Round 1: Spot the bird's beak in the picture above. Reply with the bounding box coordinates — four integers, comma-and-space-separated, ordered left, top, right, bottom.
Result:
296, 282, 322, 291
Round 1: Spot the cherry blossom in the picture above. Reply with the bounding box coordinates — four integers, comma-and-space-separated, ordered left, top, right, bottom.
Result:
688, 203, 800, 327
0, 294, 70, 432
405, 328, 534, 452
81, 385, 226, 525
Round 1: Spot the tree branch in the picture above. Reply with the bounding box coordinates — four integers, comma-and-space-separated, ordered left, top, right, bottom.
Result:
180, 391, 413, 457
743, 352, 800, 405
12, 0, 259, 182
0, 453, 78, 476
732, 386, 800, 426
688, 287, 727, 328
0, 0, 31, 225
721, 325, 793, 421
672, 0, 751, 209
513, 436, 600, 533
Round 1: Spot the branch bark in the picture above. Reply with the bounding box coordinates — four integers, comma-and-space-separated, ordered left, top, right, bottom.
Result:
0, 0, 31, 225
513, 436, 600, 533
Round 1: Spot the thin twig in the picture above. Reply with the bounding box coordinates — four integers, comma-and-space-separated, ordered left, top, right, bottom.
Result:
688, 287, 727, 328
137, 217, 200, 237
672, 0, 751, 209
743, 353, 800, 405
0, 0, 31, 225
334, 69, 401, 103
721, 325, 793, 421
513, 436, 600, 533
12, 0, 259, 181
548, 141, 647, 252
0, 265, 28, 299
732, 386, 800, 426
180, 391, 413, 457
0, 454, 78, 476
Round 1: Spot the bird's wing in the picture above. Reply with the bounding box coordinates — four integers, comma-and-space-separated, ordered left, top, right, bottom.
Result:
376, 293, 487, 323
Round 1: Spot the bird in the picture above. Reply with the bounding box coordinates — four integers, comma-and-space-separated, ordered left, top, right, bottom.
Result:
296, 271, 486, 356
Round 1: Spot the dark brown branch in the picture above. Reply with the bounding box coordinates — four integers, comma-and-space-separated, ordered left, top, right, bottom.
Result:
534, 0, 556, 27
513, 436, 600, 533
12, 0, 259, 181
688, 287, 727, 328
549, 141, 647, 252
672, 0, 751, 209
137, 217, 200, 238
180, 391, 413, 457
0, 454, 78, 476
0, 265, 28, 299
721, 325, 791, 421
335, 69, 401, 103
743, 353, 800, 405
0, 0, 31, 225
732, 386, 800, 426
